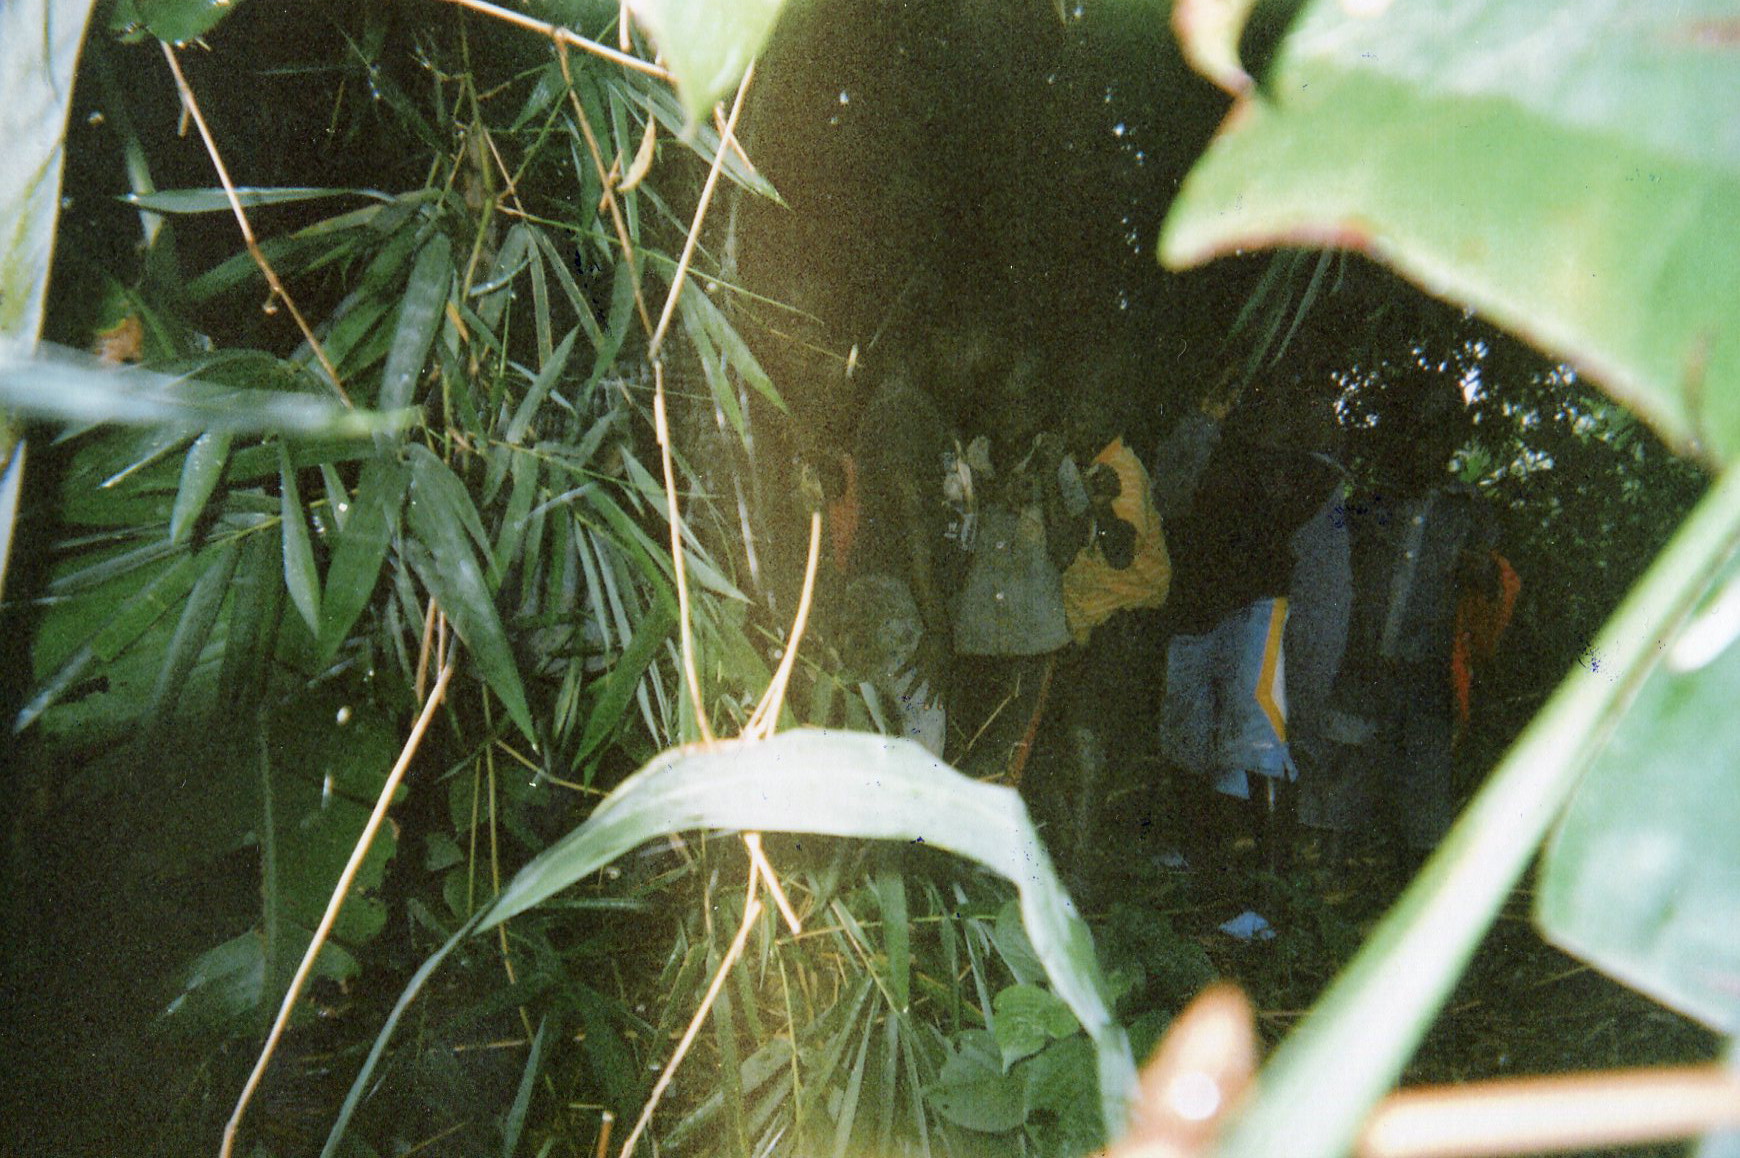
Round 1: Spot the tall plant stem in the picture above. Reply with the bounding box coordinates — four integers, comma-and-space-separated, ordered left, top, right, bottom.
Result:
222, 661, 457, 1158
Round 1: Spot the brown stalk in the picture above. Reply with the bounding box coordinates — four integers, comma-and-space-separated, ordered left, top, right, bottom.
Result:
160, 43, 349, 405
221, 660, 458, 1158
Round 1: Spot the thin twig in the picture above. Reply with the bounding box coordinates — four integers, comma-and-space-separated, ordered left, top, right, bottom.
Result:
221, 660, 457, 1158
647, 61, 755, 360
160, 43, 349, 405
415, 596, 439, 704
743, 832, 803, 936
437, 0, 669, 81
746, 510, 822, 739
618, 873, 765, 1158
652, 360, 712, 742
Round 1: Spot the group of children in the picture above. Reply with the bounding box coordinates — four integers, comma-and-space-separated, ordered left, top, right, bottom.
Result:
823, 354, 1518, 898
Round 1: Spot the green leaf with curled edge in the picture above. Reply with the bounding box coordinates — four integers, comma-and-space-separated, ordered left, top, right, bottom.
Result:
1537, 547, 1740, 1034
627, 0, 787, 125
1161, 0, 1740, 466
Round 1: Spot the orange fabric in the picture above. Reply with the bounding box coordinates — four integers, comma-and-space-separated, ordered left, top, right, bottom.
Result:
828, 452, 860, 573
1061, 437, 1172, 644
1451, 551, 1520, 724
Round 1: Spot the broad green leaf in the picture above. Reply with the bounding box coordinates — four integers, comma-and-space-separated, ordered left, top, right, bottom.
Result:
279, 445, 322, 632
0, 0, 97, 345
992, 985, 1079, 1071
0, 0, 101, 600
112, 0, 252, 44
1020, 1035, 1103, 1155
1162, 0, 1740, 465
403, 445, 535, 740
158, 930, 268, 1040
120, 186, 379, 214
0, 345, 413, 437
266, 688, 404, 947
318, 455, 409, 660
1538, 550, 1740, 1031
168, 429, 231, 543
476, 729, 1136, 1134
928, 1029, 1026, 1133
378, 233, 452, 419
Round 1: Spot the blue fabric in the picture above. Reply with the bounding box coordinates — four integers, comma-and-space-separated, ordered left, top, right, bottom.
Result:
1160, 597, 1294, 800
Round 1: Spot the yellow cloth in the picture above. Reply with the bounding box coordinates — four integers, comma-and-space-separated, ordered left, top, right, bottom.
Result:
1061, 437, 1171, 644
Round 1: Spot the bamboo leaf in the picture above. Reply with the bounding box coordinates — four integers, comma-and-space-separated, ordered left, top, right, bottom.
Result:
530, 226, 603, 349
378, 233, 452, 418
679, 282, 784, 414
120, 186, 381, 214
317, 455, 408, 660
92, 551, 200, 662
1, 0, 97, 347
491, 447, 541, 579
505, 327, 579, 447
0, 345, 412, 437
403, 445, 535, 740
168, 429, 231, 544
148, 537, 241, 720
279, 444, 321, 633
216, 527, 284, 723
500, 1016, 548, 1158
572, 600, 677, 776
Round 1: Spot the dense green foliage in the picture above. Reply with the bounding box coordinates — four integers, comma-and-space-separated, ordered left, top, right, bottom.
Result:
1, 1, 1735, 1157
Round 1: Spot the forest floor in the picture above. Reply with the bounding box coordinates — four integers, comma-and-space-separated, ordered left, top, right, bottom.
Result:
1074, 765, 1721, 1158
